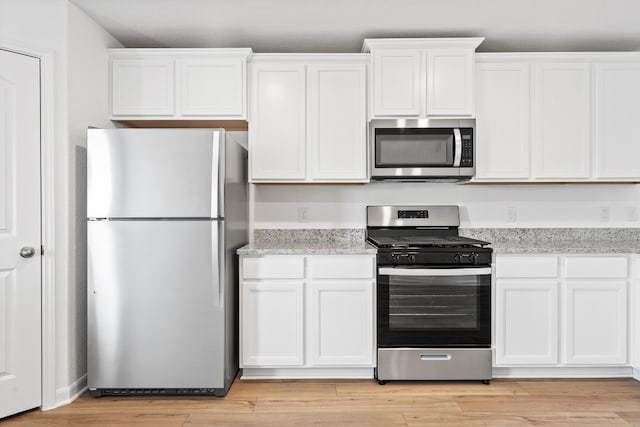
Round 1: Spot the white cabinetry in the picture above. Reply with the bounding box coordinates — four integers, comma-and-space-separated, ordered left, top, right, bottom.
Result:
594, 63, 640, 179
110, 49, 251, 120
249, 55, 368, 183
632, 257, 640, 379
495, 254, 631, 376
475, 53, 640, 182
532, 63, 591, 179
240, 254, 376, 378
363, 38, 483, 118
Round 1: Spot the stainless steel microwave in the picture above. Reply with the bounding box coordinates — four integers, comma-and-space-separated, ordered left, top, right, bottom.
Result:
369, 119, 475, 182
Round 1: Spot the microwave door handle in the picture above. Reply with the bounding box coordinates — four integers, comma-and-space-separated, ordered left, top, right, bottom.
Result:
378, 267, 492, 276
453, 128, 462, 167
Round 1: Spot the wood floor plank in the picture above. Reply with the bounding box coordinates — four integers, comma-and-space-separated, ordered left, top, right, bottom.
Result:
253, 395, 461, 413
404, 411, 633, 426
617, 412, 640, 426
186, 411, 407, 426
517, 379, 640, 395
228, 380, 337, 400
2, 412, 189, 426
337, 380, 529, 397
457, 394, 640, 413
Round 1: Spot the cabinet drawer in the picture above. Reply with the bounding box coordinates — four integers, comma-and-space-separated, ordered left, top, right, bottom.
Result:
564, 256, 628, 278
309, 255, 374, 279
242, 256, 305, 279
496, 255, 558, 278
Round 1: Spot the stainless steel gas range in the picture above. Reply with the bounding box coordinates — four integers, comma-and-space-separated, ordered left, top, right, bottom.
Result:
366, 206, 493, 384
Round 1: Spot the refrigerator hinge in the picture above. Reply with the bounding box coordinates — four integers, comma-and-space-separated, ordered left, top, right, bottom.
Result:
41, 245, 45, 256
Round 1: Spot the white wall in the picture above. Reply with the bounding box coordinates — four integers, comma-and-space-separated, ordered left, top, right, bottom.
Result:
253, 183, 640, 229
64, 2, 122, 405
1, 0, 122, 409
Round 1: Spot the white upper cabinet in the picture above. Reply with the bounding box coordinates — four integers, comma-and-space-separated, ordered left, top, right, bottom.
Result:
248, 55, 369, 183
594, 62, 640, 179
475, 62, 531, 179
110, 48, 251, 120
532, 63, 591, 179
363, 38, 484, 119
249, 62, 307, 181
475, 53, 640, 182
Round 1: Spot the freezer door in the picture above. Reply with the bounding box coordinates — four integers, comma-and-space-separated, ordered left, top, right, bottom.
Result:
87, 220, 226, 389
87, 128, 223, 218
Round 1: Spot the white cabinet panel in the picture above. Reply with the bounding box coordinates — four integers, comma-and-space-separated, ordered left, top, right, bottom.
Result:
307, 281, 374, 366
532, 63, 591, 179
564, 256, 628, 279
632, 257, 640, 371
242, 256, 304, 279
112, 59, 175, 116
241, 282, 304, 366
594, 63, 640, 179
178, 58, 245, 117
249, 63, 306, 180
308, 255, 374, 279
496, 255, 558, 278
496, 280, 559, 365
475, 63, 530, 179
307, 63, 367, 181
564, 280, 627, 365
372, 49, 421, 116
427, 48, 474, 116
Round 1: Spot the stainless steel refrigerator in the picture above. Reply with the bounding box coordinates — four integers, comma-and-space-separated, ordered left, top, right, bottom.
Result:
87, 128, 247, 397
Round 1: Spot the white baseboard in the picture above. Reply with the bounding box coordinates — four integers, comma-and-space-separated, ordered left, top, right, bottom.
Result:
241, 367, 374, 380
53, 374, 87, 409
633, 367, 640, 381
493, 366, 633, 378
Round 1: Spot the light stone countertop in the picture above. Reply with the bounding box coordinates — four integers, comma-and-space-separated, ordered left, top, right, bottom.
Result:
237, 228, 640, 256
237, 229, 377, 255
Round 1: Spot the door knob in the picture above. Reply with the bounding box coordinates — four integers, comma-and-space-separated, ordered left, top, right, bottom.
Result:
20, 246, 36, 258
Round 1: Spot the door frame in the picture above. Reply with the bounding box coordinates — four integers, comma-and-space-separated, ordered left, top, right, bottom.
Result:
1, 41, 57, 411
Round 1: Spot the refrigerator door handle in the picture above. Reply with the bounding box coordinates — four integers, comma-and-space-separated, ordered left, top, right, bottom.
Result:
217, 220, 225, 306
212, 131, 225, 219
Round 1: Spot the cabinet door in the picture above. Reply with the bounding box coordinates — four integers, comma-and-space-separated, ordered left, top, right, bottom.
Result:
307, 63, 367, 181
307, 280, 374, 366
111, 58, 175, 116
495, 280, 559, 365
426, 48, 475, 116
241, 281, 304, 366
371, 49, 421, 117
532, 63, 591, 179
178, 58, 245, 118
633, 257, 640, 371
249, 63, 306, 181
564, 280, 627, 365
475, 63, 531, 179
594, 63, 640, 179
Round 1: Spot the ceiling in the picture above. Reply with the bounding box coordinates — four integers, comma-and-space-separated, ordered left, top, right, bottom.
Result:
71, 0, 640, 53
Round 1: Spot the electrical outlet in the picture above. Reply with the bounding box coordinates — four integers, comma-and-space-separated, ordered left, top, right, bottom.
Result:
298, 207, 309, 223
598, 206, 610, 222
627, 206, 638, 222
506, 207, 517, 223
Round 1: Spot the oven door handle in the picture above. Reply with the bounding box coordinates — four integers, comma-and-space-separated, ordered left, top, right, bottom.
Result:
378, 267, 492, 276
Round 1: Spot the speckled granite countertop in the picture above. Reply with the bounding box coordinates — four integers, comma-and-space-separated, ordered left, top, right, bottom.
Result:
237, 228, 640, 256
237, 229, 377, 255
461, 228, 640, 254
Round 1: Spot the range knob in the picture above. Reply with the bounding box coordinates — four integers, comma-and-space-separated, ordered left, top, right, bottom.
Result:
409, 254, 416, 263
469, 252, 477, 264
453, 253, 462, 263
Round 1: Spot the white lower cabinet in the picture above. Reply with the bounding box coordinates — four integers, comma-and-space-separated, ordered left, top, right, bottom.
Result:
495, 254, 632, 376
631, 257, 640, 378
240, 254, 375, 378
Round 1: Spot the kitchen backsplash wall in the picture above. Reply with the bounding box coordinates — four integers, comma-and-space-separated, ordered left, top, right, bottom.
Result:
251, 183, 640, 230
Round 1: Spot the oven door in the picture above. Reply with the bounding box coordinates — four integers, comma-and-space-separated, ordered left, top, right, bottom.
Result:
377, 266, 491, 348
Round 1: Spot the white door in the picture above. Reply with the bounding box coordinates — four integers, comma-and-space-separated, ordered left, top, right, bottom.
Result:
532, 63, 591, 179
249, 62, 306, 181
475, 62, 531, 179
426, 48, 475, 116
307, 63, 367, 182
0, 49, 41, 418
371, 49, 421, 117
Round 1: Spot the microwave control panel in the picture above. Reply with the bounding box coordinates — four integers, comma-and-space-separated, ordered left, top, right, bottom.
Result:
460, 129, 473, 167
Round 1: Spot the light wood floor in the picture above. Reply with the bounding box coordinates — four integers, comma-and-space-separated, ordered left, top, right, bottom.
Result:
4, 378, 640, 426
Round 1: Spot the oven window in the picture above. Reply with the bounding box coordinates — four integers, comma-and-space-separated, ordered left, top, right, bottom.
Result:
389, 276, 480, 330
375, 129, 453, 167
377, 268, 491, 347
